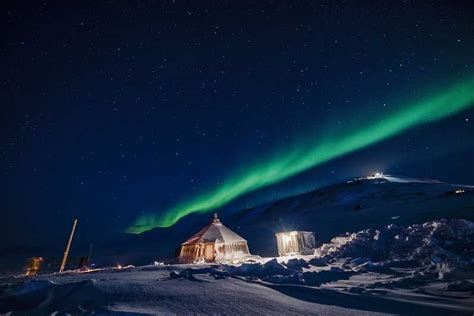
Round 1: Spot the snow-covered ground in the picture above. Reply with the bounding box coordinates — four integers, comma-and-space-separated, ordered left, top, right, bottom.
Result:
1, 219, 473, 315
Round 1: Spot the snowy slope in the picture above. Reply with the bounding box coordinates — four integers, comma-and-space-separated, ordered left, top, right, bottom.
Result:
68, 175, 474, 267
0, 267, 385, 315
229, 176, 474, 257
1, 176, 472, 314
1, 175, 473, 271
1, 219, 473, 315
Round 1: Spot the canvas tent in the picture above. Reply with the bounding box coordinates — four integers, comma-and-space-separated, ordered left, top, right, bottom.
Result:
179, 213, 250, 263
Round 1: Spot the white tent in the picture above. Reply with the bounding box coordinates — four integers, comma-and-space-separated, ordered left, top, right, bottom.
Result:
179, 214, 250, 263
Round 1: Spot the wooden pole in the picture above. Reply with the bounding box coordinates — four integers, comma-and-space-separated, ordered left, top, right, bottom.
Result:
87, 242, 93, 266
88, 242, 93, 261
59, 218, 78, 273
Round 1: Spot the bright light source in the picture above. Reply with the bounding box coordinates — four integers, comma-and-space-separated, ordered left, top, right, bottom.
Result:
280, 232, 295, 247
366, 172, 384, 179
455, 189, 465, 194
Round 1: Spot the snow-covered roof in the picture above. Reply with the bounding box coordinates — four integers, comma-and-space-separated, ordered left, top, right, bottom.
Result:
182, 214, 247, 245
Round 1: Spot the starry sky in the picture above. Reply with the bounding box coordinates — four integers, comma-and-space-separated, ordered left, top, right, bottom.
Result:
1, 1, 473, 248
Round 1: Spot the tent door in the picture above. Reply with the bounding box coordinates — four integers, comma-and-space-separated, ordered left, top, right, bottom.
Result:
204, 244, 215, 262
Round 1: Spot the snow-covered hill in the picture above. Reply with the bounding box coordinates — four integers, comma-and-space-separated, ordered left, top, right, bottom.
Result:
229, 175, 474, 257
70, 175, 474, 267
1, 175, 473, 272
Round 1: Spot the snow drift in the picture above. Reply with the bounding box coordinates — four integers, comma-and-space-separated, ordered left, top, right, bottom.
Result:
314, 219, 474, 280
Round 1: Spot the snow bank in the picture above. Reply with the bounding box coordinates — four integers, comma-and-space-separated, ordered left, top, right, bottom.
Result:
314, 219, 474, 279
216, 219, 474, 288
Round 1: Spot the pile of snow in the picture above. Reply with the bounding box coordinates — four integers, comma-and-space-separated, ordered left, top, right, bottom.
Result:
314, 219, 474, 279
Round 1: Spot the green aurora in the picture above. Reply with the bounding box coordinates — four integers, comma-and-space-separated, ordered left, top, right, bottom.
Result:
127, 78, 474, 234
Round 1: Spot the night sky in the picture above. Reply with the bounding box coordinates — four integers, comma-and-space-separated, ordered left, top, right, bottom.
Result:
2, 2, 473, 248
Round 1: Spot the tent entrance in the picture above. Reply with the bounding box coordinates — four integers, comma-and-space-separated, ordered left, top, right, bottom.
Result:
204, 243, 215, 262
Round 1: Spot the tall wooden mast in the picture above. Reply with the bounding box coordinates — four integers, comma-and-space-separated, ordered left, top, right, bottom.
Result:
59, 218, 78, 273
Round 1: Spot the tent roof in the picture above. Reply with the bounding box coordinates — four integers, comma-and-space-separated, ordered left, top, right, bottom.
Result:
182, 214, 247, 245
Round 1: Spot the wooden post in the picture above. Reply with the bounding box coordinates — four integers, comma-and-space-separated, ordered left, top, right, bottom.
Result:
87, 242, 93, 262
59, 218, 78, 273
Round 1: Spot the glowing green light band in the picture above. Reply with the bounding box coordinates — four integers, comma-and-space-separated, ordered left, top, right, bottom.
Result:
127, 78, 474, 233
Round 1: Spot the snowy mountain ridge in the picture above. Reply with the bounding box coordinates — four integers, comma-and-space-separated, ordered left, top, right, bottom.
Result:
1, 174, 472, 273
353, 173, 474, 189
355, 173, 443, 183
81, 174, 474, 265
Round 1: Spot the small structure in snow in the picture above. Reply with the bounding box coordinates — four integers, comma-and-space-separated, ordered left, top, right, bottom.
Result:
179, 213, 250, 263
25, 257, 43, 276
275, 231, 316, 256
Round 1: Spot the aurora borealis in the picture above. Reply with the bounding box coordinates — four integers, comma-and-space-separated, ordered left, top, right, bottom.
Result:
128, 78, 474, 233
2, 2, 474, 251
